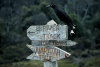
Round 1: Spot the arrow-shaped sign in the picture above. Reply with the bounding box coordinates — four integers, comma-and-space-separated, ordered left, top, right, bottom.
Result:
27, 45, 71, 61
27, 25, 68, 41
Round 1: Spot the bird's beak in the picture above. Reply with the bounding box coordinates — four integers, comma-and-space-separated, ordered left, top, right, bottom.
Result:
46, 5, 50, 8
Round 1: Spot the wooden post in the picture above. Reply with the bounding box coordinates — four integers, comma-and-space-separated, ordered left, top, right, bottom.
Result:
44, 61, 58, 67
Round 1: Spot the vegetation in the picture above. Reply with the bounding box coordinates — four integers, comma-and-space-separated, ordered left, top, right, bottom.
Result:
0, 0, 100, 67
0, 60, 78, 67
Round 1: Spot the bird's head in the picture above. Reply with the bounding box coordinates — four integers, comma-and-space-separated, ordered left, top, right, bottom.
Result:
46, 4, 56, 8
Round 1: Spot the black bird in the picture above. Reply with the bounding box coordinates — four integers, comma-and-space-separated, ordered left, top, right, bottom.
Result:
46, 4, 76, 39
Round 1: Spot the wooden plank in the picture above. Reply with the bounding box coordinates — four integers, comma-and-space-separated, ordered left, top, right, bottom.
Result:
26, 45, 71, 61
27, 25, 68, 40
31, 40, 77, 46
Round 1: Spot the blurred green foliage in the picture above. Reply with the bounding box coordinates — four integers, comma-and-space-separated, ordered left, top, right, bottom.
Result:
0, 60, 78, 67
84, 57, 100, 67
0, 0, 100, 67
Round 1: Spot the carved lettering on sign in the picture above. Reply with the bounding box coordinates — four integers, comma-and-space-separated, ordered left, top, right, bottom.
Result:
27, 25, 68, 40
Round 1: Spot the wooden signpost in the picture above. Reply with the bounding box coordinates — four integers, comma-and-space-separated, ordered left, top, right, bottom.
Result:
26, 20, 77, 67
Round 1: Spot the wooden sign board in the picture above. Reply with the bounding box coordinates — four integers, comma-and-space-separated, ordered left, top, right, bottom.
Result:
27, 25, 68, 40
31, 40, 77, 46
27, 45, 71, 61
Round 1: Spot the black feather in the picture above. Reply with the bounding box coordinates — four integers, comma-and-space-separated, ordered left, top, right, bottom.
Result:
47, 4, 76, 39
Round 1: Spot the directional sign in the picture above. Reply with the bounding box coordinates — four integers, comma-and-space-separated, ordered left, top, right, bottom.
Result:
27, 25, 68, 40
27, 45, 71, 61
66, 40, 77, 46
26, 20, 77, 67
31, 40, 77, 46
27, 53, 41, 60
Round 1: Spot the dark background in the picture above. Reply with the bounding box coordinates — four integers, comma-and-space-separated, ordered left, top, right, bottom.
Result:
0, 0, 100, 67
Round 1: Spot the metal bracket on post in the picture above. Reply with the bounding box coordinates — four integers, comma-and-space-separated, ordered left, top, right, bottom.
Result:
44, 61, 58, 67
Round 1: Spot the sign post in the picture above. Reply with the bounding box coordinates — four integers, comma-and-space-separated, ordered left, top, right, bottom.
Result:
44, 61, 58, 67
26, 20, 77, 67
